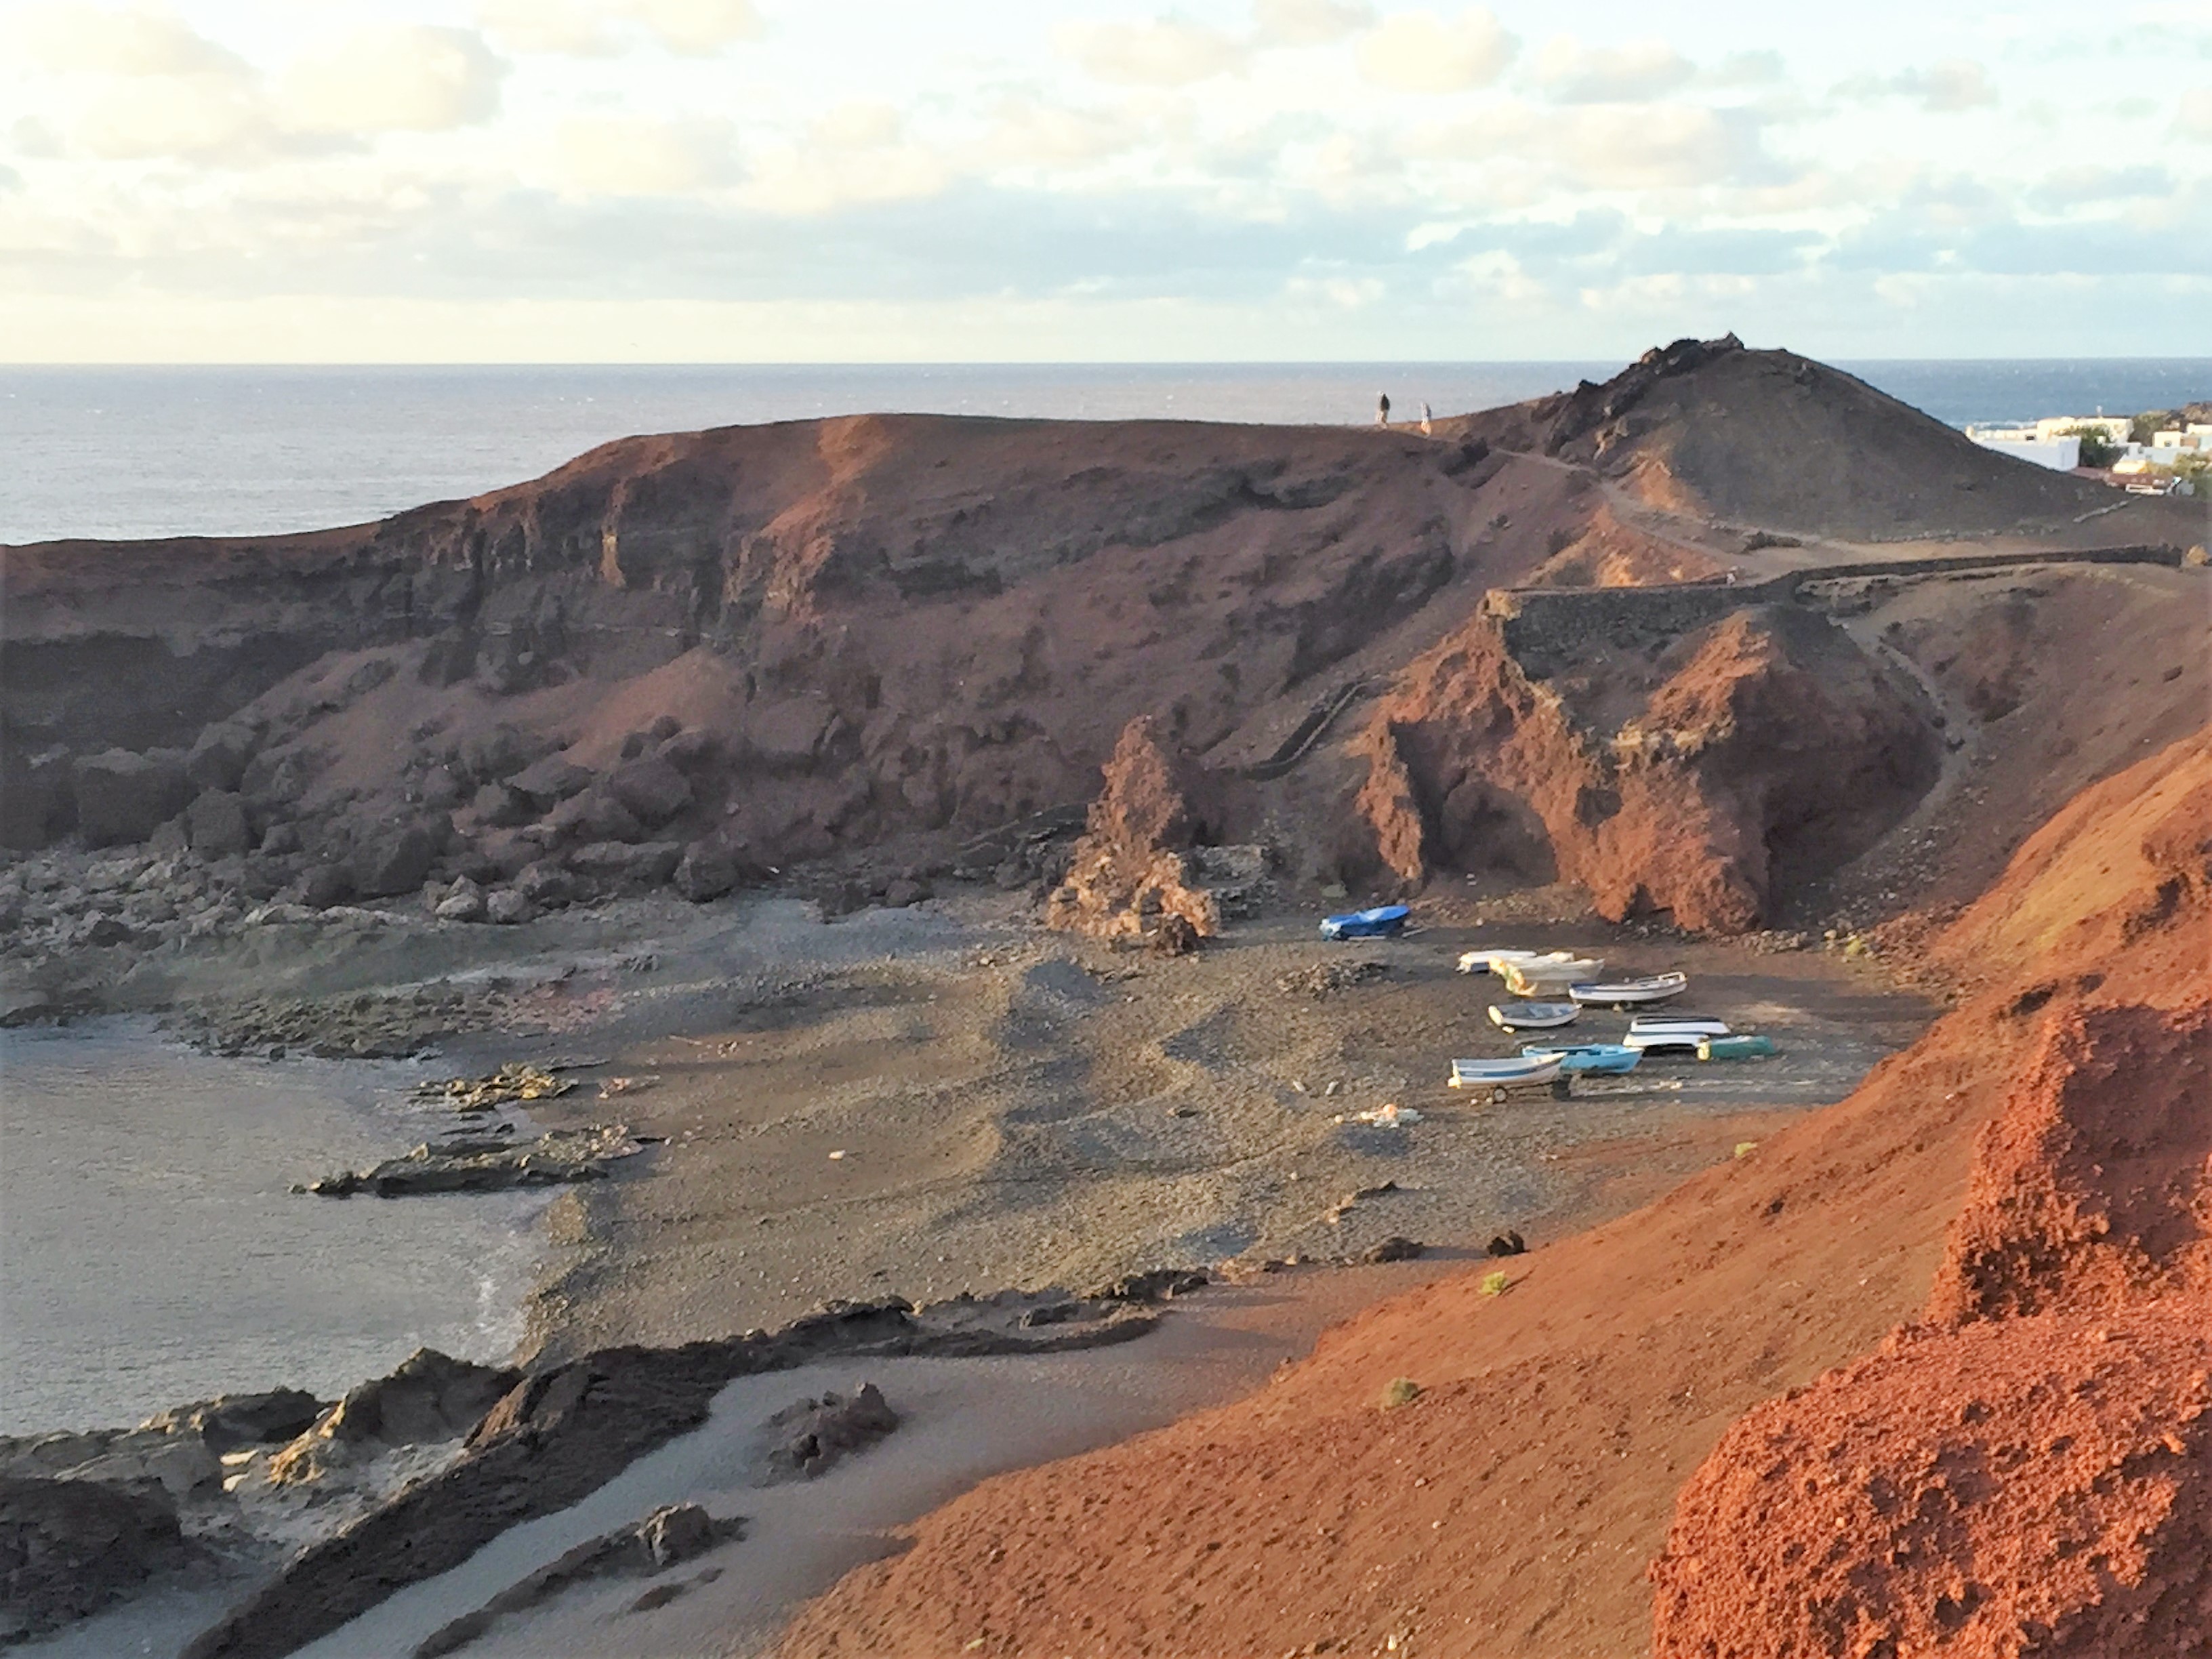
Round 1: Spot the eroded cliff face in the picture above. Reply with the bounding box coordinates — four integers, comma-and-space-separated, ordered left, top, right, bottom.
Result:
3, 414, 1534, 890
1351, 598, 1941, 931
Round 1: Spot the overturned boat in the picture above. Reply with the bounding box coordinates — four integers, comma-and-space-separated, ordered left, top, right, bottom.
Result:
1699, 1033, 1776, 1061
1458, 947, 1552, 976
1319, 903, 1410, 941
1488, 1000, 1580, 1031
1568, 971, 1689, 1008
1624, 1016, 1730, 1055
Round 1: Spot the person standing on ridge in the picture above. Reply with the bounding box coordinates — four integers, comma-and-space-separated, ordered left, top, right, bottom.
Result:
1419, 402, 1433, 436
1376, 392, 1391, 426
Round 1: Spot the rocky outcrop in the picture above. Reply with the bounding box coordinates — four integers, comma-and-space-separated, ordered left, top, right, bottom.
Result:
0, 1474, 194, 1643
180, 1291, 1158, 1659
1352, 600, 1940, 930
298, 1125, 647, 1199
1043, 716, 1235, 945
413, 1502, 744, 1659
72, 748, 189, 846
758, 1384, 899, 1483
266, 1350, 519, 1487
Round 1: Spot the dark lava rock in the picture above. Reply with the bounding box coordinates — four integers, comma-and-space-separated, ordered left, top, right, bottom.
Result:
411, 1503, 743, 1659
548, 788, 642, 846
293, 863, 352, 909
514, 861, 575, 906
655, 729, 719, 771
1361, 1235, 1426, 1264
1, 750, 74, 848
1090, 1267, 1210, 1303
350, 821, 443, 898
608, 758, 693, 828
270, 1350, 518, 1485
760, 1383, 898, 1482
568, 840, 681, 888
0, 1475, 192, 1642
140, 1389, 326, 1455
184, 722, 256, 792
1485, 1231, 1528, 1257
73, 749, 189, 846
508, 754, 592, 808
470, 781, 532, 827
673, 841, 737, 903
186, 790, 253, 859
301, 1126, 642, 1199
180, 1296, 1157, 1659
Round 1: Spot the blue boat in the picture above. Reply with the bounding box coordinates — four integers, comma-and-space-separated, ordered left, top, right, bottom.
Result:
1521, 1042, 1641, 1075
1319, 903, 1409, 941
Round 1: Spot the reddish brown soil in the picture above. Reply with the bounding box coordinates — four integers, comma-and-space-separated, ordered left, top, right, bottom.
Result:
1652, 1304, 2212, 1659
774, 731, 2212, 1659
1449, 335, 2202, 545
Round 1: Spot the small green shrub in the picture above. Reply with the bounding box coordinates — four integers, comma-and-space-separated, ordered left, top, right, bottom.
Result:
1379, 1377, 1423, 1409
1479, 1270, 1512, 1297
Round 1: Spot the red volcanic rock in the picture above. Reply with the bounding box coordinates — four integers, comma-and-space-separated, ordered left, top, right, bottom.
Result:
1044, 716, 1224, 945
1359, 602, 1938, 932
1652, 1305, 2212, 1659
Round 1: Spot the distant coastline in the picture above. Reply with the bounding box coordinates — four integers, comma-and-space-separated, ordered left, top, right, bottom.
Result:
5, 357, 2208, 546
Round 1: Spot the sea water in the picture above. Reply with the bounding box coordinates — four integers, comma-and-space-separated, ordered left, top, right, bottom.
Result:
0, 1023, 546, 1436
6, 359, 2205, 546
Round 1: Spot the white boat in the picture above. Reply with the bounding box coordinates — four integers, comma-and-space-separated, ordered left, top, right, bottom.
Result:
1500, 956, 1605, 996
1488, 1001, 1580, 1031
1448, 1054, 1565, 1099
1568, 971, 1689, 1008
1457, 948, 1550, 976
1624, 1017, 1729, 1055
1629, 1014, 1729, 1037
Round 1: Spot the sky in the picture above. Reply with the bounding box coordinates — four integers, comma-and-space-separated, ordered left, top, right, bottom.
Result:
1, 0, 2208, 363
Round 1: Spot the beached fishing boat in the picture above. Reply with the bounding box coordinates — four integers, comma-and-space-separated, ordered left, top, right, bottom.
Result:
1319, 903, 1409, 941
1568, 971, 1689, 1008
1488, 1000, 1580, 1031
1624, 1017, 1729, 1055
1500, 956, 1605, 995
1457, 948, 1549, 975
1521, 1042, 1641, 1075
1698, 1033, 1776, 1061
1629, 1014, 1730, 1038
1448, 1052, 1567, 1101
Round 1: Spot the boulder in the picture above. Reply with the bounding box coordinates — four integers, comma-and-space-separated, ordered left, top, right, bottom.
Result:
569, 840, 682, 887
608, 758, 693, 828
419, 766, 467, 811
647, 714, 683, 743
509, 754, 593, 809
673, 842, 738, 903
459, 725, 544, 783
469, 782, 532, 828
138, 1389, 324, 1455
434, 878, 487, 923
350, 821, 444, 899
1, 750, 74, 848
485, 888, 537, 926
184, 722, 256, 792
268, 1349, 518, 1487
760, 1383, 899, 1482
656, 729, 719, 771
294, 863, 352, 909
745, 698, 836, 771
0, 1475, 191, 1643
186, 791, 253, 859
548, 789, 643, 846
72, 750, 189, 847
515, 861, 575, 906
259, 822, 302, 856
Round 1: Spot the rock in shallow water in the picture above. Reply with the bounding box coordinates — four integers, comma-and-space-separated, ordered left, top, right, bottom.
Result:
299, 1124, 647, 1197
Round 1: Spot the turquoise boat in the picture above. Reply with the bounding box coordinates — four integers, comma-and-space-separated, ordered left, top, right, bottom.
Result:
1521, 1042, 1641, 1075
1698, 1033, 1776, 1061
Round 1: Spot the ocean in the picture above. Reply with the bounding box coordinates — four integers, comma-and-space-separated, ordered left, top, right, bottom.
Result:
3, 359, 2207, 546
0, 1023, 546, 1435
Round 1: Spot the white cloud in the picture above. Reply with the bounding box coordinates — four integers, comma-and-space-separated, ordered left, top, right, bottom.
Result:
555, 116, 737, 194
2177, 88, 2212, 140
982, 100, 1148, 169
477, 0, 764, 57
739, 104, 949, 214
8, 1, 245, 79
1252, 0, 1374, 47
1843, 58, 1999, 113
1532, 37, 1695, 104
1358, 9, 1515, 94
1059, 19, 1246, 87
276, 27, 506, 135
